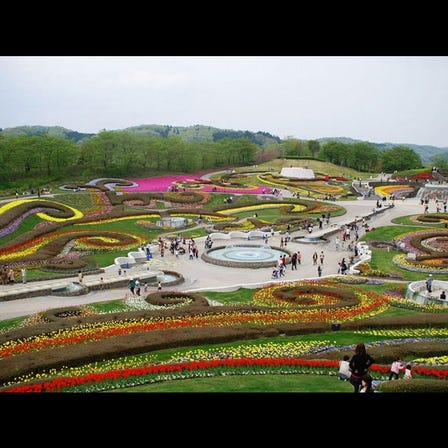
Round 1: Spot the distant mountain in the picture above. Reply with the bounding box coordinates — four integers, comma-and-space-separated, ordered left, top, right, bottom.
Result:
122, 124, 281, 147
0, 124, 281, 148
0, 125, 94, 142
317, 137, 448, 164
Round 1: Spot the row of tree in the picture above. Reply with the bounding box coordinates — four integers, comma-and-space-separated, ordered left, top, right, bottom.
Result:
280, 138, 425, 172
0, 132, 259, 185
0, 131, 436, 187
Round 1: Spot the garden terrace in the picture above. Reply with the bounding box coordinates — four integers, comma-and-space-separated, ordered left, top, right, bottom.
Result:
1, 302, 448, 389
1, 165, 448, 393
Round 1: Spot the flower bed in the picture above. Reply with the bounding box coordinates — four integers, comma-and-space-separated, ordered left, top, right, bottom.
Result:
120, 173, 267, 194
392, 228, 448, 273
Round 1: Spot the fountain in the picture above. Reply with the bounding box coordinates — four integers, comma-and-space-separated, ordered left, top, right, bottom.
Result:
416, 183, 448, 201
406, 279, 448, 307
202, 243, 291, 268
52, 282, 89, 296
139, 271, 183, 286
293, 236, 329, 244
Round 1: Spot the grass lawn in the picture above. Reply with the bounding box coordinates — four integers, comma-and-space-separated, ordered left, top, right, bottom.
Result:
203, 288, 255, 304
164, 227, 209, 239
87, 300, 129, 313
235, 159, 373, 179
232, 208, 283, 221
369, 248, 447, 281
53, 192, 94, 209
202, 193, 257, 209
0, 316, 26, 331
391, 214, 448, 228
361, 225, 428, 241
0, 215, 43, 244
113, 373, 354, 393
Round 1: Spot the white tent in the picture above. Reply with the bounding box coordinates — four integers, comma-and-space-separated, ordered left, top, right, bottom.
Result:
280, 167, 315, 179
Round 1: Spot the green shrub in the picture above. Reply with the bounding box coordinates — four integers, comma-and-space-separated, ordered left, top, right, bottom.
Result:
378, 379, 448, 393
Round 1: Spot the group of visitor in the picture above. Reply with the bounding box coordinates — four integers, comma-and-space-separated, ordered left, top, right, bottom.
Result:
337, 343, 414, 392
0, 265, 16, 285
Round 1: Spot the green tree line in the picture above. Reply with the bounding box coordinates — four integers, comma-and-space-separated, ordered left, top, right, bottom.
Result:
0, 132, 260, 187
0, 132, 425, 189
279, 138, 423, 173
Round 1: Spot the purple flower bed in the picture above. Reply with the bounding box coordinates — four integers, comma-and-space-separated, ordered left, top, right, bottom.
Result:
0, 207, 47, 238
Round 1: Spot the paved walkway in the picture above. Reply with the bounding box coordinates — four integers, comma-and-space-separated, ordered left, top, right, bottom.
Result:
0, 196, 424, 321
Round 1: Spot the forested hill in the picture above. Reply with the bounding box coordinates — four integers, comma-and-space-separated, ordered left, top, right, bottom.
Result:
122, 124, 281, 147
1, 125, 446, 163
0, 124, 280, 148
0, 125, 94, 142
317, 137, 448, 165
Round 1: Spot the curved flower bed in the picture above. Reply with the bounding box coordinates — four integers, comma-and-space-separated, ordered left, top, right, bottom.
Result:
0, 200, 84, 241
392, 253, 448, 273
3, 353, 448, 393
2, 277, 448, 391
374, 184, 414, 197
145, 291, 209, 307
252, 280, 390, 319
391, 228, 448, 273
257, 174, 345, 198
0, 181, 343, 274
120, 174, 267, 194
413, 213, 448, 225
0, 280, 390, 361
0, 229, 147, 263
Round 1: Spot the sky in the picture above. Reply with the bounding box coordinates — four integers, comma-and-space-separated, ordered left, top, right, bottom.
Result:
1, 56, 448, 147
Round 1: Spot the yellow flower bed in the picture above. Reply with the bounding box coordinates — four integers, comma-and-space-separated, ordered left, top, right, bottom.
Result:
412, 355, 448, 365
0, 199, 84, 222
374, 185, 413, 197
393, 253, 448, 272
78, 214, 160, 225
221, 219, 255, 231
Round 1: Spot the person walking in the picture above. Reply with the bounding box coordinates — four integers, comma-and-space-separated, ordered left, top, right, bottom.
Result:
291, 252, 297, 270
349, 343, 375, 393
129, 278, 136, 295
319, 251, 325, 265
21, 267, 27, 284
388, 357, 405, 380
426, 274, 433, 293
135, 280, 141, 296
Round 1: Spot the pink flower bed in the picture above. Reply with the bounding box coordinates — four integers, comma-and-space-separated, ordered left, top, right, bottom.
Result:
120, 173, 267, 194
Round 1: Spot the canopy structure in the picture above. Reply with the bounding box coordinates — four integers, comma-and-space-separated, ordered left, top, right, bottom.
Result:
280, 167, 315, 179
